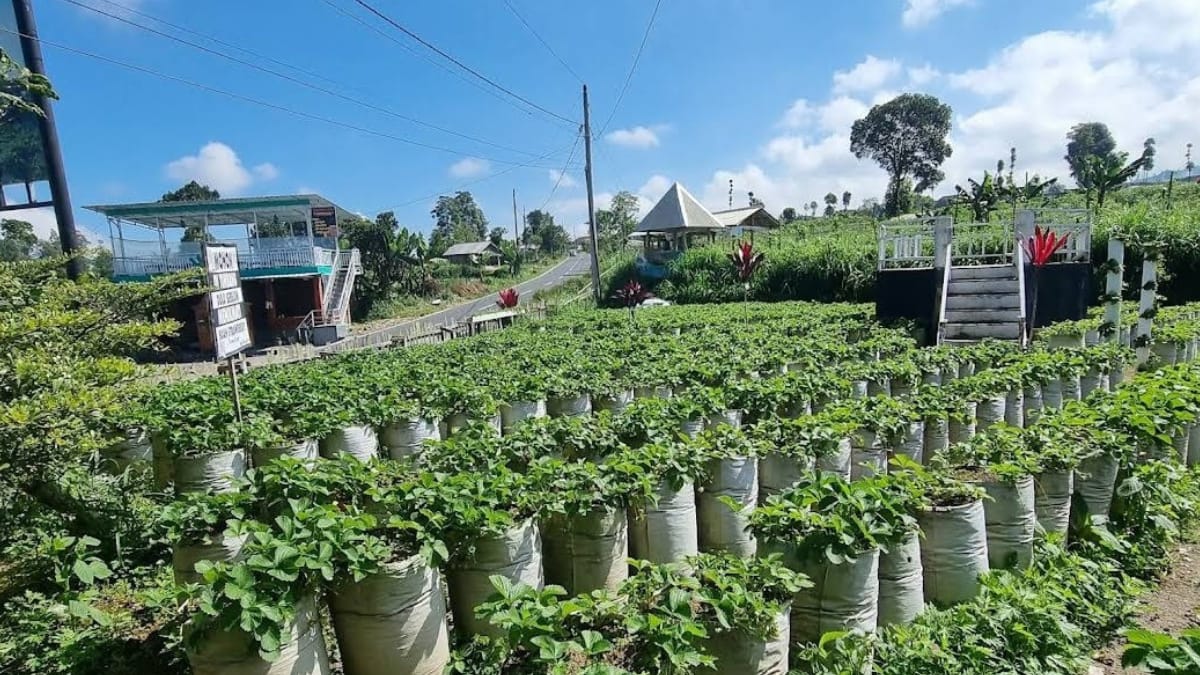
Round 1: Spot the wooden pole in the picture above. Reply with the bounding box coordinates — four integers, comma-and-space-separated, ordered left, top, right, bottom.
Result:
582, 85, 602, 303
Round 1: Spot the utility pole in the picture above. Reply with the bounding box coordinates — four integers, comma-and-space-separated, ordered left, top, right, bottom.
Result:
511, 188, 520, 268
582, 85, 602, 303
13, 0, 82, 279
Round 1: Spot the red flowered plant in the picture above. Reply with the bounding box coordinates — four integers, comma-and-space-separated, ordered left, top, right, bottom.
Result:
614, 279, 653, 324
729, 241, 765, 301
1020, 225, 1070, 267
1020, 225, 1068, 342
497, 288, 519, 309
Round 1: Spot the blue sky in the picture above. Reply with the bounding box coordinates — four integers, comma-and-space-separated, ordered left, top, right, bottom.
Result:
4, 0, 1199, 243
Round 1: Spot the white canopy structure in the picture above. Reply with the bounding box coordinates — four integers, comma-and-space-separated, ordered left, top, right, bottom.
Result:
634, 182, 725, 234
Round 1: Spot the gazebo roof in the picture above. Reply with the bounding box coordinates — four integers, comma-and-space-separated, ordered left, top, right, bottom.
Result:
712, 206, 781, 229
634, 182, 725, 234
84, 194, 355, 229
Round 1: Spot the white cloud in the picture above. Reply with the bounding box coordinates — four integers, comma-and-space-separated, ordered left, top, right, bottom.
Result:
902, 0, 973, 28
606, 125, 663, 149
705, 0, 1200, 215
833, 55, 902, 93
548, 169, 578, 188
295, 186, 319, 195
3, 206, 105, 246
165, 142, 277, 195
253, 163, 280, 181
448, 157, 490, 178
638, 174, 672, 200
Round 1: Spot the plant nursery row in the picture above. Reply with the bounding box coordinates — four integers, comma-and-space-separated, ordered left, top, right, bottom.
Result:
107, 300, 1200, 674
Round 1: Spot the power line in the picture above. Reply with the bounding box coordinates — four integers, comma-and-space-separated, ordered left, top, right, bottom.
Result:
501, 0, 583, 83
316, 0, 533, 118
0, 27, 568, 168
369, 140, 577, 214
351, 0, 578, 127
60, 0, 550, 161
597, 0, 664, 137
540, 127, 583, 212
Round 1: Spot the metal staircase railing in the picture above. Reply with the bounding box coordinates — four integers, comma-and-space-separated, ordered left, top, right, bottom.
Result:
1016, 242, 1028, 347
936, 242, 952, 345
298, 249, 361, 337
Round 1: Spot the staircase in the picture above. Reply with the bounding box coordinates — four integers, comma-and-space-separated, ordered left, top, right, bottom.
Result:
299, 249, 361, 345
938, 263, 1025, 344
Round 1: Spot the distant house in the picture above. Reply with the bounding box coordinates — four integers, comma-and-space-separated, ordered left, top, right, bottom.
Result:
712, 206, 781, 235
442, 241, 504, 265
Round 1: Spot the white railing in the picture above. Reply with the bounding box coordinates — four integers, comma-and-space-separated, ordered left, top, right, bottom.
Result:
936, 242, 953, 345
113, 236, 339, 278
878, 220, 935, 269
873, 216, 936, 266
1016, 242, 1028, 346
950, 221, 1015, 266
1040, 221, 1091, 263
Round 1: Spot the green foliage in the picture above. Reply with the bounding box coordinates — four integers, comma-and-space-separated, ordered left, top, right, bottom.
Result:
850, 93, 954, 216
1065, 122, 1118, 189
431, 191, 489, 255
1122, 628, 1200, 673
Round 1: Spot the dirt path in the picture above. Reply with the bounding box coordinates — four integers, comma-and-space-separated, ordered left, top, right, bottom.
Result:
1091, 539, 1200, 673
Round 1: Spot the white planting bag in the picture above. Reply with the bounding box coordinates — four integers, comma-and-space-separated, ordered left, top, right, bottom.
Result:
982, 477, 1036, 570
187, 595, 331, 675
697, 456, 759, 557
850, 380, 869, 399
628, 480, 699, 564
706, 410, 744, 430
867, 378, 891, 398
330, 556, 451, 675
782, 546, 880, 645
1080, 370, 1104, 399
1004, 390, 1024, 428
381, 418, 440, 464
448, 519, 543, 637
441, 413, 502, 438
680, 419, 706, 438
850, 430, 886, 481
499, 401, 546, 434
1042, 379, 1065, 411
918, 500, 988, 606
949, 403, 977, 445
320, 425, 379, 463
1075, 453, 1120, 520
101, 429, 152, 475
634, 385, 673, 400
975, 396, 1006, 433
594, 390, 635, 413
893, 420, 925, 465
702, 606, 790, 675
877, 532, 924, 627
252, 439, 318, 468
759, 454, 816, 503
815, 438, 852, 479
174, 450, 246, 496
172, 534, 247, 585
1188, 423, 1200, 467
1033, 471, 1074, 537
1022, 385, 1043, 427
546, 394, 592, 418
1061, 374, 1082, 403
922, 417, 948, 466
541, 506, 629, 594
1173, 428, 1191, 464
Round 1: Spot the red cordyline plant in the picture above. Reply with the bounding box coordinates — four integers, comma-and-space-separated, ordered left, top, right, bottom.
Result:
729, 241, 764, 301
496, 287, 519, 309
614, 279, 652, 323
1020, 225, 1069, 342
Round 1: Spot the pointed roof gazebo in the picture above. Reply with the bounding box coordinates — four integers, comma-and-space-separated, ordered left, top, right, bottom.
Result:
634, 182, 726, 236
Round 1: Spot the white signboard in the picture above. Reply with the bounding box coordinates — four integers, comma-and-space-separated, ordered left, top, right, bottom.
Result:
210, 286, 244, 310
204, 244, 251, 359
215, 318, 252, 358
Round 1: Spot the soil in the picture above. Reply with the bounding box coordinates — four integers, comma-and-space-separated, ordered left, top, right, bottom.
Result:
1091, 538, 1200, 673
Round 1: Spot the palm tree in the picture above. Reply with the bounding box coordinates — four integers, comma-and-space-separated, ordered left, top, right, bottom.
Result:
1085, 151, 1151, 210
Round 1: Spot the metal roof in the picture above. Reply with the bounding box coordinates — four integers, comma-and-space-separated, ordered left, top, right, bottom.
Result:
442, 241, 501, 256
712, 206, 781, 229
634, 182, 725, 233
84, 194, 356, 229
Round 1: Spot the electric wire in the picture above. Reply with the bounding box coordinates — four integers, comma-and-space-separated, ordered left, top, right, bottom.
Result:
500, 0, 583, 83
539, 126, 583, 212
0, 27, 568, 168
596, 0, 664, 137
60, 0, 551, 161
351, 0, 578, 127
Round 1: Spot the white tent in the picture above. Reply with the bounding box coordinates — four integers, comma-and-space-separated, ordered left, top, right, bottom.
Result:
634, 182, 725, 234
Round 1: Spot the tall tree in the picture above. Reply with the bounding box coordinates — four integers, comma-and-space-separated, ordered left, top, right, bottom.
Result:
0, 219, 39, 261
823, 192, 837, 217
340, 211, 429, 316
841, 191, 852, 211
595, 191, 640, 250
1085, 149, 1153, 209
524, 209, 569, 254
780, 207, 798, 222
808, 200, 818, 217
488, 226, 507, 247
161, 180, 220, 203
1142, 137, 1156, 175
430, 191, 487, 255
1064, 122, 1117, 189
850, 93, 953, 217
747, 191, 764, 208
